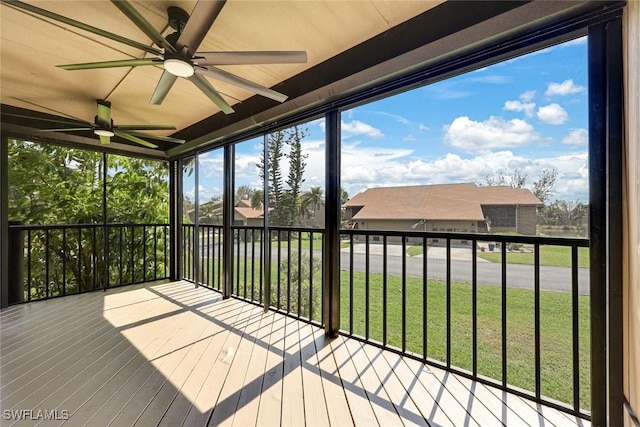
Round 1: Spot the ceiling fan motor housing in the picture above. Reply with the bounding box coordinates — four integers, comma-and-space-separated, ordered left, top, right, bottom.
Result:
167, 6, 190, 32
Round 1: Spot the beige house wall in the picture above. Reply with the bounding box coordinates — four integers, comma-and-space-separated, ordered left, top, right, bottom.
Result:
623, 2, 639, 424
356, 219, 478, 245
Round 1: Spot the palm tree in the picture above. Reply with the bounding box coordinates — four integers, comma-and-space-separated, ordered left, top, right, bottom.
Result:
301, 186, 324, 225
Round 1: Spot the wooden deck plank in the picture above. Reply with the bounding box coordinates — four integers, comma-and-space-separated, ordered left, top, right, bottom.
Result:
328, 335, 379, 426
280, 315, 306, 427
298, 323, 330, 427
0, 281, 591, 427
105, 306, 219, 426
254, 311, 286, 427
342, 337, 404, 426
156, 298, 247, 427
206, 305, 265, 426
1, 302, 136, 410
228, 310, 276, 427
359, 343, 429, 427
402, 357, 482, 427
438, 372, 531, 427
62, 295, 215, 426
379, 350, 456, 427
310, 327, 354, 427
429, 367, 504, 426
181, 301, 256, 426
130, 298, 236, 426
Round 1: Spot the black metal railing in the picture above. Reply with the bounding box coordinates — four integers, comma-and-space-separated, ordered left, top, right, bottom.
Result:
262, 227, 323, 323
339, 229, 590, 418
7, 223, 170, 304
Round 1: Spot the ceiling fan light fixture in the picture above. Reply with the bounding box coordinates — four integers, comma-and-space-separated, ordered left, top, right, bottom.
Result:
164, 58, 194, 77
94, 128, 115, 137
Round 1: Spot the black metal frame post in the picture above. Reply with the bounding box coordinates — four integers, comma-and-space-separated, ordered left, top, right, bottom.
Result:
194, 154, 200, 288
169, 159, 181, 280
261, 134, 270, 310
323, 109, 340, 336
1, 135, 9, 308
589, 15, 624, 426
102, 152, 108, 291
223, 145, 234, 299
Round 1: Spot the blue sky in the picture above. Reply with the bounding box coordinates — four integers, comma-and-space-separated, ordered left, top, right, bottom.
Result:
190, 36, 588, 203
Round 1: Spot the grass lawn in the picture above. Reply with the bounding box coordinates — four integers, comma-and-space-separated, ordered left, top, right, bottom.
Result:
340, 271, 590, 410
407, 245, 425, 257
477, 245, 589, 268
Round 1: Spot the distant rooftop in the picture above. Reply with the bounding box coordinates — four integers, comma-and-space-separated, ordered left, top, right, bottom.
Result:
343, 183, 542, 221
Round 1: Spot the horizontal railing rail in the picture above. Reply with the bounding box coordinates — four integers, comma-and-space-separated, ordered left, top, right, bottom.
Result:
8, 223, 170, 304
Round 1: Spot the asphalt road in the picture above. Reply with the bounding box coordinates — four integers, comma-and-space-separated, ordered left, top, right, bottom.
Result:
339, 251, 589, 295
199, 242, 590, 295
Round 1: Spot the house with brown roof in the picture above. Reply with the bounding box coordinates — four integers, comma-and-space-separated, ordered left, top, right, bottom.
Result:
343, 183, 543, 242
234, 199, 265, 226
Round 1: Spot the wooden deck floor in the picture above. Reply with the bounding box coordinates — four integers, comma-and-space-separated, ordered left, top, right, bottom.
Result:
0, 281, 590, 427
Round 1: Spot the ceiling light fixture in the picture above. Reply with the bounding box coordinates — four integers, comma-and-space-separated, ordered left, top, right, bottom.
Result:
94, 128, 115, 137
164, 58, 194, 77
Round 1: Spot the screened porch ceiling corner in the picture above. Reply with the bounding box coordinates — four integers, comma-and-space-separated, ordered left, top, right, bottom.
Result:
0, 1, 597, 157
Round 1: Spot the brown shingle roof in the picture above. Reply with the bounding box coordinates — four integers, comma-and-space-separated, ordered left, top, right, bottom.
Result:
343, 183, 542, 221
235, 199, 264, 220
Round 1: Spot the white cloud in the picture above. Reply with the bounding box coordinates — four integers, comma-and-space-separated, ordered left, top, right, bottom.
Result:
418, 123, 430, 132
443, 116, 540, 152
504, 100, 536, 117
341, 120, 384, 139
562, 128, 588, 146
545, 79, 585, 96
537, 103, 569, 125
373, 111, 411, 125
520, 90, 536, 102
403, 134, 416, 141
341, 147, 589, 201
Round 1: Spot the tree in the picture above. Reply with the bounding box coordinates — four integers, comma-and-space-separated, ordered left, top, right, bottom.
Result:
282, 126, 308, 225
235, 185, 254, 203
250, 189, 264, 211
482, 168, 528, 188
532, 168, 558, 204
8, 139, 169, 297
256, 125, 309, 226
258, 129, 286, 224
301, 186, 324, 225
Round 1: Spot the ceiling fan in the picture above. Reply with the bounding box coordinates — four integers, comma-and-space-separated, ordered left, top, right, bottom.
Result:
9, 97, 185, 149
4, 0, 308, 114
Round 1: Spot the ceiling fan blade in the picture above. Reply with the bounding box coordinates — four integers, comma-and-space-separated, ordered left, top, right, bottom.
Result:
38, 127, 94, 132
121, 130, 185, 144
195, 67, 288, 103
110, 0, 176, 54
150, 71, 178, 105
3, 0, 161, 55
99, 135, 111, 145
2, 112, 89, 126
188, 74, 234, 114
96, 100, 111, 126
114, 124, 176, 131
196, 51, 308, 65
115, 132, 158, 149
177, 0, 226, 57
10, 97, 92, 124
58, 58, 160, 71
